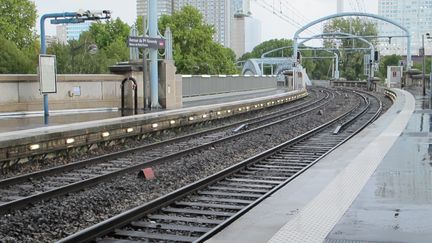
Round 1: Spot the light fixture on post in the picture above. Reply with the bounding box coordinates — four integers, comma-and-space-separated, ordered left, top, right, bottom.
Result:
422, 34, 426, 96
39, 10, 111, 125
427, 33, 432, 95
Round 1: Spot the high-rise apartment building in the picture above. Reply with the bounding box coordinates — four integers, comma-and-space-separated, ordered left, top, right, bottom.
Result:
231, 0, 261, 56
137, 0, 174, 18
55, 22, 92, 44
173, 0, 232, 47
56, 25, 68, 44
378, 0, 432, 56
337, 0, 344, 13
136, 0, 261, 57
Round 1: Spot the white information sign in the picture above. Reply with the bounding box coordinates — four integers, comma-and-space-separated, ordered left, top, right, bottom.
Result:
39, 55, 57, 94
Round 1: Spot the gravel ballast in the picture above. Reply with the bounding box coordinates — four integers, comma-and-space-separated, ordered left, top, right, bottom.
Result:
0, 89, 391, 242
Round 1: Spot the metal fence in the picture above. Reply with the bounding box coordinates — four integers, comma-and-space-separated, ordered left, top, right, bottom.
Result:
182, 75, 278, 97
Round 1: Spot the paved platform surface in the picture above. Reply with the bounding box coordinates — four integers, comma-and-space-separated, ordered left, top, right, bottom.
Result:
0, 89, 281, 133
207, 88, 417, 243
324, 88, 432, 243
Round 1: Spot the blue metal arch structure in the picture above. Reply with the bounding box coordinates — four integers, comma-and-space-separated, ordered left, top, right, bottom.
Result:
299, 32, 375, 79
241, 58, 295, 76
293, 12, 412, 69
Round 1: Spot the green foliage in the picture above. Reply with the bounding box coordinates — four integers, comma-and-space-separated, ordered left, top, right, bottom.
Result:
323, 17, 378, 80
135, 16, 145, 36
302, 50, 334, 80
378, 54, 402, 79
0, 0, 37, 48
88, 18, 130, 50
48, 19, 130, 74
159, 6, 236, 74
0, 0, 38, 73
239, 39, 293, 60
238, 38, 334, 79
0, 37, 35, 74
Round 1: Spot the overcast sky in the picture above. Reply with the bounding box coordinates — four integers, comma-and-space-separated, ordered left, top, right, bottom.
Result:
34, 0, 378, 42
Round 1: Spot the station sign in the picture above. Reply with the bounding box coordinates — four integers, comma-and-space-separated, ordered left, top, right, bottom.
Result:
39, 54, 57, 94
127, 36, 165, 49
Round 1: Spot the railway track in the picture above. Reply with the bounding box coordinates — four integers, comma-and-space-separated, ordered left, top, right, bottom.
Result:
0, 88, 338, 212
58, 90, 382, 243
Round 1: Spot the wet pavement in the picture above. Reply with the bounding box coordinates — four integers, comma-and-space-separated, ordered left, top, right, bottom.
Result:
0, 89, 283, 133
325, 87, 432, 243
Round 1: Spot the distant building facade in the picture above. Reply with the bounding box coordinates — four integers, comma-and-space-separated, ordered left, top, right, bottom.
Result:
136, 0, 261, 57
337, 0, 344, 13
231, 0, 261, 57
56, 25, 68, 44
378, 0, 432, 56
137, 0, 174, 18
66, 22, 92, 41
55, 22, 93, 44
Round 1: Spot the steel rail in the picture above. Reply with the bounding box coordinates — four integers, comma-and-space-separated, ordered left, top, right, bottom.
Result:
57, 91, 381, 243
0, 89, 334, 212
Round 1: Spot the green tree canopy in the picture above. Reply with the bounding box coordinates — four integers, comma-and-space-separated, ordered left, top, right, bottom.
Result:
88, 18, 131, 50
323, 17, 378, 80
0, 37, 35, 74
48, 19, 130, 74
159, 6, 236, 74
378, 54, 403, 79
0, 0, 37, 48
239, 39, 293, 61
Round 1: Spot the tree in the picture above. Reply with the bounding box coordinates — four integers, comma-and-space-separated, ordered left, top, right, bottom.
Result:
378, 54, 402, 79
88, 18, 131, 50
159, 6, 236, 74
0, 37, 35, 74
49, 19, 131, 74
48, 42, 72, 74
0, 0, 37, 48
239, 39, 293, 61
323, 17, 378, 80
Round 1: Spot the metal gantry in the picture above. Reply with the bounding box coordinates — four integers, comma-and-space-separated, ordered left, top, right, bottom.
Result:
39, 10, 110, 124
292, 12, 412, 70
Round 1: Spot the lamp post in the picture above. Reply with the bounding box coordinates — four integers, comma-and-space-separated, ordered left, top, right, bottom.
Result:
427, 33, 432, 95
39, 10, 110, 124
422, 34, 426, 96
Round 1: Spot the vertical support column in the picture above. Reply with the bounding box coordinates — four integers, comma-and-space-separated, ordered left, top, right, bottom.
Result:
422, 35, 426, 96
293, 38, 298, 66
165, 27, 173, 60
142, 15, 149, 109
40, 16, 49, 125
149, 0, 161, 108
334, 53, 340, 79
407, 35, 412, 70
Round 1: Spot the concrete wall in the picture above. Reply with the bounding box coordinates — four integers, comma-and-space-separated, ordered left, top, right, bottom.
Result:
0, 74, 124, 112
182, 75, 277, 97
0, 74, 278, 112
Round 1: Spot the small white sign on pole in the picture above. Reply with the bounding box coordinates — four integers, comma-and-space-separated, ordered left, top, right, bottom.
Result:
39, 54, 57, 94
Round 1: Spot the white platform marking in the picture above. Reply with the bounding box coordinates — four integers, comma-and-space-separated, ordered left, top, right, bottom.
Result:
268, 89, 415, 243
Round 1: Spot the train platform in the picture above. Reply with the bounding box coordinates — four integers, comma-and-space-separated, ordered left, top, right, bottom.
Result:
207, 88, 424, 243
0, 87, 302, 163
0, 88, 282, 133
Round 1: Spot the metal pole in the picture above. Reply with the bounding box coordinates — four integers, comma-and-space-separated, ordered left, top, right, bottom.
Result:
407, 35, 412, 70
334, 52, 340, 79
370, 47, 375, 91
149, 0, 161, 108
293, 38, 298, 66
423, 34, 426, 96
429, 44, 432, 93
331, 60, 335, 79
165, 27, 173, 60
142, 15, 149, 109
40, 15, 49, 125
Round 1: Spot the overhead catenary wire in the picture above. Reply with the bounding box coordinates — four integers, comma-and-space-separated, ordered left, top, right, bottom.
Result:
253, 0, 319, 36
279, 0, 322, 34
